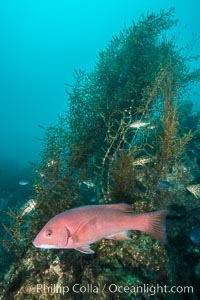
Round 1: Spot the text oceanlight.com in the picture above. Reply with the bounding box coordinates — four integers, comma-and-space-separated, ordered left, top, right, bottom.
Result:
34, 283, 194, 296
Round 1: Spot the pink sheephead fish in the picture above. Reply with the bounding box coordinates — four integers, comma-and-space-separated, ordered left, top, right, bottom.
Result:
33, 204, 168, 254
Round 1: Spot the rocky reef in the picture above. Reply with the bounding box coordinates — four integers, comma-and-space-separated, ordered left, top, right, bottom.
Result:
1, 9, 200, 299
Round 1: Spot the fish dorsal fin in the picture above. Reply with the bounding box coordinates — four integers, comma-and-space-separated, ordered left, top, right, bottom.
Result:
106, 230, 132, 241
105, 203, 133, 212
76, 245, 94, 254
72, 218, 96, 243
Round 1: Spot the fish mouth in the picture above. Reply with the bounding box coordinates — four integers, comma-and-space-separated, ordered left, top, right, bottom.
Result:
32, 240, 64, 249
35, 244, 58, 249
32, 238, 39, 247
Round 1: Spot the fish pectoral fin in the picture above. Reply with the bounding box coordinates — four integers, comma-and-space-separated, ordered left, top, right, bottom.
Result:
76, 245, 94, 254
72, 218, 96, 243
106, 230, 132, 241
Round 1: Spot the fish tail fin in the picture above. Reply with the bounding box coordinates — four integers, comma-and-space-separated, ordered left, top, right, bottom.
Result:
145, 210, 168, 243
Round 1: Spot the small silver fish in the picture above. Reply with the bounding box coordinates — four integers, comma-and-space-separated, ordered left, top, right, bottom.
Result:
82, 180, 95, 188
21, 199, 36, 216
132, 157, 154, 166
190, 227, 200, 245
157, 180, 173, 189
47, 160, 57, 167
147, 125, 156, 130
19, 181, 29, 186
129, 121, 150, 129
186, 184, 200, 198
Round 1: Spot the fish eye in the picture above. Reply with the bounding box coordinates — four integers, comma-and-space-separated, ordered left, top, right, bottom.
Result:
46, 230, 53, 237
